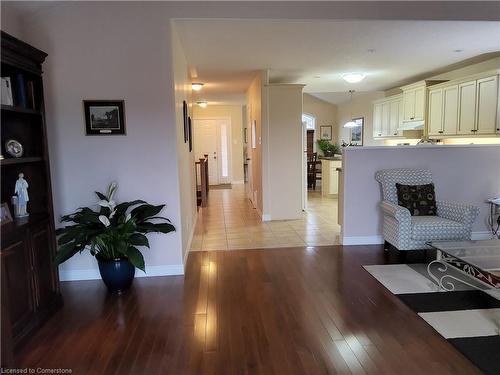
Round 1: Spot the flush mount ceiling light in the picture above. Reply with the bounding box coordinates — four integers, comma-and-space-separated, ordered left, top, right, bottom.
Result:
344, 90, 359, 128
192, 83, 204, 91
196, 101, 208, 108
342, 72, 366, 83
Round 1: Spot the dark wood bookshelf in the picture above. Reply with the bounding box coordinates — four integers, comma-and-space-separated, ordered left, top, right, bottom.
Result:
1, 31, 61, 368
1, 157, 44, 166
1, 104, 41, 115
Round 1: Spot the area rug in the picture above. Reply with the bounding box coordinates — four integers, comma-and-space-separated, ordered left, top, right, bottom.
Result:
364, 263, 500, 375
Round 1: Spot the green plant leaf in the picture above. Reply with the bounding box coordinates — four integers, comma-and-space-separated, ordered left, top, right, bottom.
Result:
129, 233, 149, 248
54, 242, 80, 265
126, 246, 145, 272
131, 204, 165, 222
95, 191, 107, 200
136, 222, 176, 234
114, 200, 146, 217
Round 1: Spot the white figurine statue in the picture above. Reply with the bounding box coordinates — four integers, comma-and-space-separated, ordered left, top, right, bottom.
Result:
14, 173, 29, 217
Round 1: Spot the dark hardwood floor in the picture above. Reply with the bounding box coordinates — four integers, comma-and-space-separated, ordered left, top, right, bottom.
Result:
15, 245, 480, 374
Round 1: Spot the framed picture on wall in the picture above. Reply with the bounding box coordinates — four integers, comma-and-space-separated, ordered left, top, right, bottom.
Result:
251, 120, 257, 149
84, 100, 126, 135
349, 117, 364, 146
320, 125, 332, 140
188, 116, 193, 152
183, 100, 188, 143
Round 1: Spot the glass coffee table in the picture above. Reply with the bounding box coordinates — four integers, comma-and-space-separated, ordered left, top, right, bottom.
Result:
427, 240, 500, 291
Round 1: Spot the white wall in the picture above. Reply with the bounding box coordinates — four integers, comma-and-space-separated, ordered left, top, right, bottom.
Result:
14, 3, 185, 279
1, 7, 23, 39
265, 84, 304, 220
336, 92, 385, 146
341, 145, 500, 244
192, 104, 245, 183
172, 26, 197, 265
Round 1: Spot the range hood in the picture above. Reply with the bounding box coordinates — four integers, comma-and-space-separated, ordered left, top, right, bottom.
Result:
399, 120, 424, 131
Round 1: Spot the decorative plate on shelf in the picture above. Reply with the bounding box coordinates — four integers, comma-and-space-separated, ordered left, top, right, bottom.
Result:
5, 139, 24, 158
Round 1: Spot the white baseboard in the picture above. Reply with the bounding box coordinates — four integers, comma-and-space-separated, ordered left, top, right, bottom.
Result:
183, 211, 199, 266
232, 180, 244, 185
262, 213, 271, 221
341, 231, 494, 246
59, 264, 184, 281
341, 235, 384, 245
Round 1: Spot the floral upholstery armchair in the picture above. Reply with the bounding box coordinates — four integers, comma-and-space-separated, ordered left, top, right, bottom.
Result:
375, 168, 480, 251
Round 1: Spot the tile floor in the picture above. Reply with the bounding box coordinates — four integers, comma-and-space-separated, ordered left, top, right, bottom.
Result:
190, 184, 340, 251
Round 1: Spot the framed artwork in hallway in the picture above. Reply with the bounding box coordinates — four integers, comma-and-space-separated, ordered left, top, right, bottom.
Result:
320, 125, 332, 140
84, 100, 126, 135
349, 117, 364, 146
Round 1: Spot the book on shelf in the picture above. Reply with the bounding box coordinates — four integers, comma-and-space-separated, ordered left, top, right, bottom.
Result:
15, 73, 27, 108
1, 77, 13, 106
26, 81, 36, 109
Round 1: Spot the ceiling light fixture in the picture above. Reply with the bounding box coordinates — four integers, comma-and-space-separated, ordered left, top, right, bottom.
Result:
197, 101, 208, 108
342, 72, 366, 83
453, 49, 464, 53
344, 90, 359, 128
192, 83, 204, 91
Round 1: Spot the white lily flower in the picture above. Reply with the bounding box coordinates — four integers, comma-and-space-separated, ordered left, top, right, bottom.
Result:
125, 213, 132, 222
107, 182, 118, 201
99, 215, 111, 227
109, 209, 117, 219
98, 200, 111, 208
108, 200, 116, 209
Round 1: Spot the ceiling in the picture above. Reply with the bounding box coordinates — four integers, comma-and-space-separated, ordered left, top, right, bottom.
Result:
174, 19, 500, 104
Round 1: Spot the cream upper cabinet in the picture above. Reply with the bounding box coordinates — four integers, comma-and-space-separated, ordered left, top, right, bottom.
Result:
414, 86, 425, 121
389, 100, 401, 136
403, 89, 416, 121
476, 75, 498, 134
381, 102, 391, 136
442, 85, 459, 135
457, 80, 477, 135
373, 95, 403, 138
373, 103, 383, 138
402, 82, 428, 121
427, 88, 443, 136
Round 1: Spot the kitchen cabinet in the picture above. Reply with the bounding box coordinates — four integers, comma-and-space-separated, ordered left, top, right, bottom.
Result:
372, 94, 403, 138
458, 80, 477, 134
321, 159, 342, 197
427, 88, 443, 135
476, 75, 498, 134
426, 71, 499, 138
402, 82, 426, 121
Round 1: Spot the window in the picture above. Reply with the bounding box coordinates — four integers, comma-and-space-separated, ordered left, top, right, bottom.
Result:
302, 113, 315, 130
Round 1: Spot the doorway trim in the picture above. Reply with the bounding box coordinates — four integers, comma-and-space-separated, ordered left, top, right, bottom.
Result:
193, 116, 233, 184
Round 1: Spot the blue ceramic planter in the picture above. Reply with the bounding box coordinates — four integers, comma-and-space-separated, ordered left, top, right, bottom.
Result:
97, 257, 135, 294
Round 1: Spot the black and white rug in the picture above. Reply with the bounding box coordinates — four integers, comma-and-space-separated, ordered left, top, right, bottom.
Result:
364, 263, 500, 375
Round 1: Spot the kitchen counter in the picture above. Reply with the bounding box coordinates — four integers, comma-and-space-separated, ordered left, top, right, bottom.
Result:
320, 159, 342, 197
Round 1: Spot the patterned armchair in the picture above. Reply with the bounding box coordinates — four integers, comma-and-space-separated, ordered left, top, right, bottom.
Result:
375, 168, 479, 251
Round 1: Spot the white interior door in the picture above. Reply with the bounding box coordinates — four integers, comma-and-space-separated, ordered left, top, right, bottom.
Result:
194, 119, 220, 185
193, 118, 231, 185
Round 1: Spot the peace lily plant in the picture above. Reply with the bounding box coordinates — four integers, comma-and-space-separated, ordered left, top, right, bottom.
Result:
55, 182, 175, 292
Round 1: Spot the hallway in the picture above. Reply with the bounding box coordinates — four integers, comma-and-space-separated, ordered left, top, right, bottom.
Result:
191, 184, 340, 251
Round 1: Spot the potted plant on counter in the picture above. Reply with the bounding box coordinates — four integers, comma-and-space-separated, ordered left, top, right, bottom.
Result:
317, 139, 341, 157
54, 182, 175, 293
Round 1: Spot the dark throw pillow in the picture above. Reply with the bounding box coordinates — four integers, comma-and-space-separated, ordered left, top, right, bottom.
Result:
395, 183, 437, 216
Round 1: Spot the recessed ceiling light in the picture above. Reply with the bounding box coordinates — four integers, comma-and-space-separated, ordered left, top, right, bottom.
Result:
197, 101, 208, 108
367, 49, 376, 53
314, 75, 321, 79
453, 49, 464, 53
192, 83, 204, 91
342, 72, 366, 83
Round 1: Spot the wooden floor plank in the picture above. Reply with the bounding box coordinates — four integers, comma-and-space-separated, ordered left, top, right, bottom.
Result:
14, 245, 482, 375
